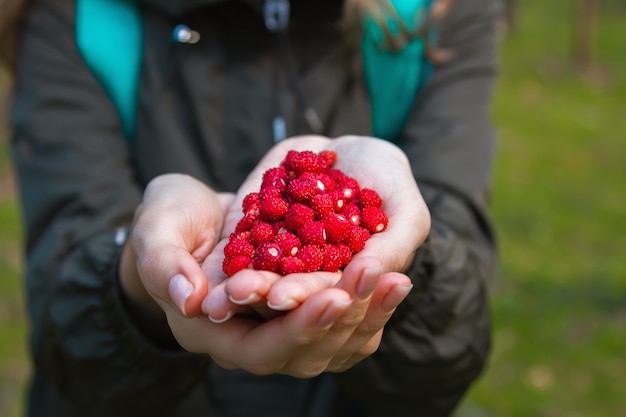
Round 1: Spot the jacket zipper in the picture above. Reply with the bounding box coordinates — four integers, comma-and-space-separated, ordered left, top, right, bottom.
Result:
264, 0, 290, 142
264, 0, 324, 142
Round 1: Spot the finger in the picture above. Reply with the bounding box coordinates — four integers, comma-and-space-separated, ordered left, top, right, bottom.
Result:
327, 272, 413, 372
265, 271, 341, 311
281, 258, 382, 373
185, 288, 353, 376
136, 243, 209, 318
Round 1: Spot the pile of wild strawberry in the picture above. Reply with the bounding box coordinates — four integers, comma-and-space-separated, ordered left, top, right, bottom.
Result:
222, 149, 388, 276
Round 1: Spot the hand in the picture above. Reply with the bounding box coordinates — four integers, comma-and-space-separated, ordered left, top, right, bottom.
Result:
119, 173, 234, 322
202, 134, 430, 321
170, 256, 413, 376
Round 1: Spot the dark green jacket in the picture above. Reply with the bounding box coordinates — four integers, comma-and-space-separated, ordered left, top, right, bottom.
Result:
10, 0, 501, 415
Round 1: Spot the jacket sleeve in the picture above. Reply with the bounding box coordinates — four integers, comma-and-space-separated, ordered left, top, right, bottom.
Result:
334, 0, 501, 415
10, 1, 209, 415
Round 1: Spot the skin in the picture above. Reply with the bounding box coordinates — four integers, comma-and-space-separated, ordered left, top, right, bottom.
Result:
119, 135, 431, 376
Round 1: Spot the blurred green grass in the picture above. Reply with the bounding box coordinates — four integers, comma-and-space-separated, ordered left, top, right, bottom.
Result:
1, 0, 625, 416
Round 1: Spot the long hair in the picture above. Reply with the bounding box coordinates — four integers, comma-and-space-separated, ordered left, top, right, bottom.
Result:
342, 0, 453, 65
0, 0, 29, 75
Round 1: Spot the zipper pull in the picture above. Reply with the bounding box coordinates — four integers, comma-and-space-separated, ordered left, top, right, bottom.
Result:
264, 0, 290, 32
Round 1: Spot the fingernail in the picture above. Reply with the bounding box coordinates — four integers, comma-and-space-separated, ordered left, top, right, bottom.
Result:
318, 298, 352, 327
267, 298, 298, 311
229, 292, 261, 305
356, 265, 382, 299
209, 310, 233, 324
169, 274, 193, 315
382, 284, 413, 312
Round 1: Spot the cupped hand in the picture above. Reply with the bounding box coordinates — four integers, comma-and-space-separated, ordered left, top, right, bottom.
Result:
121, 173, 234, 320
202, 134, 430, 320
171, 256, 413, 376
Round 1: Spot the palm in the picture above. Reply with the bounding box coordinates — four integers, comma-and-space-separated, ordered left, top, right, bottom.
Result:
201, 135, 429, 320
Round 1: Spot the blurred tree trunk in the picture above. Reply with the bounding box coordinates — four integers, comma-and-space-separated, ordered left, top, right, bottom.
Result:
573, 0, 599, 72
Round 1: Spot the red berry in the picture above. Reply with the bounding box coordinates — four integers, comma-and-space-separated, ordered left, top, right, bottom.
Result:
259, 185, 283, 201
321, 244, 343, 272
242, 192, 260, 213
322, 213, 350, 244
223, 255, 252, 276
291, 150, 324, 175
343, 203, 361, 226
261, 166, 288, 191
253, 242, 283, 273
224, 239, 254, 259
259, 197, 289, 222
361, 206, 388, 234
318, 150, 337, 168
336, 176, 360, 203
330, 190, 346, 212
359, 188, 383, 208
310, 193, 334, 219
297, 221, 326, 246
250, 222, 275, 246
229, 230, 251, 242
281, 150, 300, 172
343, 226, 370, 253
235, 211, 260, 233
285, 203, 315, 232
287, 175, 318, 202
280, 256, 306, 275
274, 232, 301, 257
336, 243, 353, 267
297, 245, 324, 272
316, 173, 335, 193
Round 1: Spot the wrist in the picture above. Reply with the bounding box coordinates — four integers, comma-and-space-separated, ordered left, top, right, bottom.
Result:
118, 232, 178, 347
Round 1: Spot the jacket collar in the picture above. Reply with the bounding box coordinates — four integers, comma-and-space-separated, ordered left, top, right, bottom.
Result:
136, 0, 262, 16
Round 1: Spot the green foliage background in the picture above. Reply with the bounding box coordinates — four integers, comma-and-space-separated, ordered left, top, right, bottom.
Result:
0, 0, 624, 416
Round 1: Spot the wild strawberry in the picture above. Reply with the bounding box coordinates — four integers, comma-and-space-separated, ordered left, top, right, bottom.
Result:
317, 173, 335, 193
242, 192, 260, 213
318, 150, 337, 168
280, 256, 306, 275
235, 211, 260, 233
259, 196, 289, 222
287, 175, 318, 202
335, 175, 360, 202
329, 190, 346, 212
261, 166, 288, 192
322, 213, 350, 244
223, 255, 252, 276
321, 244, 343, 272
343, 226, 370, 253
361, 206, 388, 233
224, 239, 254, 259
252, 242, 283, 273
291, 150, 324, 175
358, 188, 383, 208
274, 232, 301, 257
297, 245, 324, 272
272, 221, 289, 235
285, 203, 315, 231
229, 230, 251, 242
281, 149, 300, 173
336, 243, 353, 267
259, 185, 283, 201
250, 222, 275, 246
343, 203, 361, 226
310, 193, 334, 219
297, 221, 326, 246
